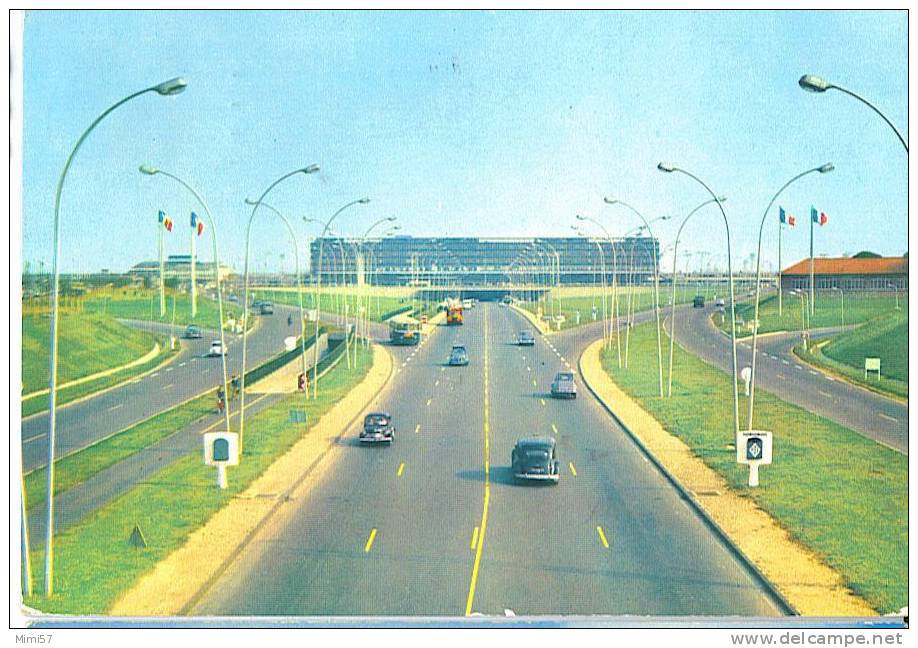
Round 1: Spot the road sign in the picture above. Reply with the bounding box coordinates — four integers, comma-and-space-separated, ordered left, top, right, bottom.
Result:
865, 357, 881, 379
740, 366, 752, 396
284, 336, 297, 351
736, 430, 773, 487
203, 431, 239, 489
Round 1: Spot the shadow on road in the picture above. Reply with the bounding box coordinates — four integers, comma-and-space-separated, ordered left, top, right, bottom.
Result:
456, 466, 556, 487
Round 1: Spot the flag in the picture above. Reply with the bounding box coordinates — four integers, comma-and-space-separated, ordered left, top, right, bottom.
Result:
811, 206, 818, 223
164, 217, 173, 232
158, 210, 165, 223
788, 214, 796, 227
191, 211, 204, 236
811, 206, 828, 226
819, 211, 828, 226
197, 221, 205, 236
779, 207, 796, 227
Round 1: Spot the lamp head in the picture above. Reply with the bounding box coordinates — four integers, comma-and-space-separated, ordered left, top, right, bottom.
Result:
385, 216, 397, 222
657, 162, 675, 173
244, 198, 257, 205
799, 74, 830, 93
575, 214, 586, 221
716, 196, 727, 203
138, 164, 159, 175
153, 77, 187, 96
303, 164, 320, 174
818, 163, 835, 173
358, 197, 371, 204
603, 197, 617, 205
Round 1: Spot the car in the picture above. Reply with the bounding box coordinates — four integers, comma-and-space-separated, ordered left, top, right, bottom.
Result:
693, 295, 705, 308
714, 297, 725, 309
207, 340, 226, 357
463, 298, 475, 310
448, 344, 470, 366
227, 294, 239, 303
511, 437, 560, 484
501, 295, 513, 305
183, 324, 203, 339
517, 330, 535, 346
550, 371, 577, 399
259, 302, 274, 315
360, 412, 394, 444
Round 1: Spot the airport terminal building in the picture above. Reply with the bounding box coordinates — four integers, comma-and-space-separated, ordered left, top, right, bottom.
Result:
780, 256, 908, 294
308, 236, 659, 287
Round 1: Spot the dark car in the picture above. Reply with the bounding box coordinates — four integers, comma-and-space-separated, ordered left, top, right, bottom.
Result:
512, 437, 560, 484
550, 371, 577, 399
259, 301, 274, 315
448, 344, 470, 366
183, 325, 203, 339
517, 330, 535, 346
360, 412, 394, 444
693, 295, 705, 308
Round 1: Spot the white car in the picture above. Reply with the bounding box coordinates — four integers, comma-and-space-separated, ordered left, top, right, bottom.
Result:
207, 340, 226, 357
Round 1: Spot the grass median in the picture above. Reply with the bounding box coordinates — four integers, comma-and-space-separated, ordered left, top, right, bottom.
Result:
520, 287, 692, 331
601, 322, 906, 613
729, 294, 905, 337
24, 342, 373, 615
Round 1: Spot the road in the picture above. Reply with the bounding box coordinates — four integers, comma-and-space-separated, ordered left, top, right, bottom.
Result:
20, 304, 334, 473
671, 305, 907, 453
192, 302, 783, 616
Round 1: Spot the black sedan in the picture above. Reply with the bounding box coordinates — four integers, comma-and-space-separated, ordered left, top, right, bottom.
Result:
360, 412, 395, 444
448, 344, 470, 366
511, 437, 560, 484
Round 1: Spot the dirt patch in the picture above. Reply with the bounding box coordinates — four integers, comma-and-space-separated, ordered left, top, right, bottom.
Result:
579, 339, 876, 617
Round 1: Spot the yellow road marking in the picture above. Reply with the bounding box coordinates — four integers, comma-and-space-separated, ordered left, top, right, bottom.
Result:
551, 423, 558, 434
426, 398, 432, 406
540, 399, 545, 406
364, 528, 378, 553
532, 379, 537, 387
569, 462, 577, 477
397, 462, 405, 477
470, 526, 480, 550
415, 423, 421, 434
596, 525, 610, 549
465, 314, 491, 616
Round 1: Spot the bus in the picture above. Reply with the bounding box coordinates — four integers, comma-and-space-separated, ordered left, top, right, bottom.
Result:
389, 314, 422, 345
446, 304, 464, 325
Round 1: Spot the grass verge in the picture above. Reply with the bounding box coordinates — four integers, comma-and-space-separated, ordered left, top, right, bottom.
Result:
23, 342, 373, 615
793, 342, 907, 401
520, 287, 692, 331
602, 322, 906, 613
728, 294, 905, 337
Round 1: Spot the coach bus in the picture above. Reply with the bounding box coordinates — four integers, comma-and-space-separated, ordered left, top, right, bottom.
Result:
389, 314, 422, 345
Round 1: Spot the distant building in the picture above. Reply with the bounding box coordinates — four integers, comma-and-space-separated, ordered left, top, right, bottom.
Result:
129, 254, 236, 282
780, 256, 907, 293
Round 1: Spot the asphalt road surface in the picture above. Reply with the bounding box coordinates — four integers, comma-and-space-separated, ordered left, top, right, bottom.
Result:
192, 303, 783, 617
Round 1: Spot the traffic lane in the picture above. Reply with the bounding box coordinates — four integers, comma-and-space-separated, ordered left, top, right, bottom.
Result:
677, 306, 906, 453
474, 303, 781, 616
194, 310, 486, 615
21, 310, 311, 471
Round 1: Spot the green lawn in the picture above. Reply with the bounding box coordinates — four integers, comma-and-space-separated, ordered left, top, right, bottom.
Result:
24, 342, 373, 615
729, 294, 906, 336
82, 290, 246, 332
521, 286, 692, 331
22, 312, 158, 395
822, 310, 908, 383
254, 287, 442, 322
602, 323, 906, 614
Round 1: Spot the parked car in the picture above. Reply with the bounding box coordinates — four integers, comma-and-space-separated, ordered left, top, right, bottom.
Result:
448, 344, 470, 366
511, 437, 560, 484
207, 340, 226, 357
360, 412, 394, 444
183, 324, 203, 339
550, 371, 577, 399
693, 295, 705, 308
517, 330, 535, 346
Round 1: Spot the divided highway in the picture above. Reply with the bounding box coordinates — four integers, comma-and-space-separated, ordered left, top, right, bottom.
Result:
192, 303, 783, 616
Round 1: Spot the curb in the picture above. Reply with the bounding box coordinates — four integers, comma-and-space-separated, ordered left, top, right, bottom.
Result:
791, 344, 908, 407
509, 303, 553, 336
577, 339, 798, 617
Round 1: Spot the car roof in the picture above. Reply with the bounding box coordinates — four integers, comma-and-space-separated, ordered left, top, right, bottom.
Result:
556, 371, 574, 377
515, 436, 556, 449
365, 411, 390, 418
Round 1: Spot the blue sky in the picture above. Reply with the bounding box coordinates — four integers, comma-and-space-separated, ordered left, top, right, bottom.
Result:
19, 10, 908, 273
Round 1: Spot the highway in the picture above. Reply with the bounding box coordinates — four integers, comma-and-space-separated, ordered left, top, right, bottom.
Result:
191, 302, 783, 616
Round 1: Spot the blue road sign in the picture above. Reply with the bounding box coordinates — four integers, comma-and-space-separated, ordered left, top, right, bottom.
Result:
746, 437, 763, 461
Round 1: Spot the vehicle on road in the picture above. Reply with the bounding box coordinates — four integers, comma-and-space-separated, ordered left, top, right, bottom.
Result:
715, 297, 725, 309
259, 301, 274, 315
389, 315, 421, 345
463, 298, 475, 310
693, 295, 705, 308
511, 437, 560, 483
184, 324, 203, 339
448, 344, 469, 366
227, 294, 239, 303
360, 412, 394, 444
446, 303, 464, 325
501, 295, 513, 305
517, 330, 535, 346
207, 340, 226, 357
550, 371, 577, 399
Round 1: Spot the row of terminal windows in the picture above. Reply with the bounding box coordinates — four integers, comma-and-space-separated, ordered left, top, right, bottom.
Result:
787, 277, 907, 291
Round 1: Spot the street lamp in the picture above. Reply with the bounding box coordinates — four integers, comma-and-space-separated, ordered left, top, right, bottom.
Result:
238, 167, 319, 453
575, 215, 620, 365
747, 164, 833, 429
790, 290, 810, 347
573, 226, 610, 349
799, 74, 908, 152
309, 198, 369, 397
657, 162, 740, 439
831, 286, 845, 328
39, 76, 186, 597
357, 217, 398, 351
667, 197, 726, 397
887, 283, 900, 310
604, 198, 669, 397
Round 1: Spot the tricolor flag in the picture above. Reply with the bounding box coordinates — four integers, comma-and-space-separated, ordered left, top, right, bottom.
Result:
159, 210, 173, 232
779, 207, 796, 227
191, 211, 205, 236
811, 206, 828, 226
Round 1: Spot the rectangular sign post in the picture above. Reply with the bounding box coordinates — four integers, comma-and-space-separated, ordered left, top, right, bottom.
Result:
736, 430, 773, 487
865, 357, 881, 380
204, 431, 239, 489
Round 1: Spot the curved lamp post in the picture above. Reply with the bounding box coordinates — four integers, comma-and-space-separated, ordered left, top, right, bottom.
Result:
309, 198, 369, 397
667, 197, 726, 397
657, 162, 740, 438
238, 167, 319, 452
747, 163, 834, 429
799, 74, 908, 153
357, 217, 397, 349
575, 216, 620, 365
573, 226, 610, 350
604, 199, 669, 397
41, 77, 186, 596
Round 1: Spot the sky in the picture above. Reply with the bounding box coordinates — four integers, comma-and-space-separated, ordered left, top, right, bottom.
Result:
17, 9, 909, 273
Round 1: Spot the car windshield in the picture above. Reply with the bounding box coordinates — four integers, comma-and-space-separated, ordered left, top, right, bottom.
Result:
557, 373, 573, 381
522, 449, 550, 462
366, 415, 389, 426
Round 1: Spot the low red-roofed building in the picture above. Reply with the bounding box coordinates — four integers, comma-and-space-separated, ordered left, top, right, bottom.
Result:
780, 256, 908, 293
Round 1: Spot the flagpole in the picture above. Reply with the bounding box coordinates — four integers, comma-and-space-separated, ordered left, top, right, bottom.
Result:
191, 212, 198, 318
778, 219, 783, 317
158, 211, 166, 317
809, 206, 815, 317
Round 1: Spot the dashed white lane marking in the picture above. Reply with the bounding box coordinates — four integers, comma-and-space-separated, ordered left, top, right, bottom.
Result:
107, 403, 124, 411
879, 413, 898, 423
809, 370, 819, 376
527, 366, 531, 372
825, 376, 835, 381
150, 373, 159, 378
782, 359, 790, 365
560, 356, 566, 363
401, 362, 407, 368
795, 366, 803, 370
435, 380, 440, 386
165, 367, 173, 372
190, 358, 197, 362
818, 390, 832, 398
163, 383, 174, 390
551, 423, 558, 434
178, 362, 187, 367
